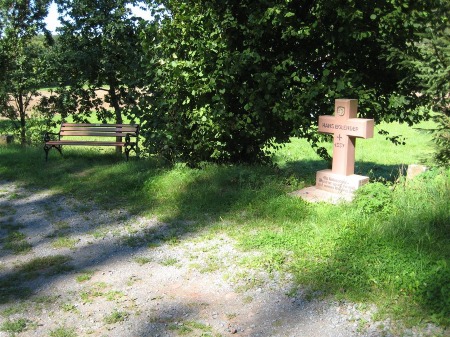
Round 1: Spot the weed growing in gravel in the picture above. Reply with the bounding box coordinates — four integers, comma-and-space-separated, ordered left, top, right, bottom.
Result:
0, 279, 32, 304
0, 318, 29, 334
75, 270, 94, 282
31, 296, 58, 315
195, 254, 221, 273
0, 223, 32, 254
61, 303, 79, 313
54, 221, 70, 231
1, 303, 27, 317
2, 232, 32, 254
160, 257, 179, 266
105, 290, 125, 301
89, 226, 109, 239
79, 282, 124, 303
104, 309, 129, 324
147, 242, 161, 249
80, 282, 108, 303
8, 192, 21, 200
242, 296, 253, 304
168, 320, 217, 336
133, 256, 152, 265
20, 255, 73, 277
49, 326, 77, 337
51, 236, 78, 249
168, 323, 192, 334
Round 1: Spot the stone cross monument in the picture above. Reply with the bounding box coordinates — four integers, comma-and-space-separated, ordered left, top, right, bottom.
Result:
315, 99, 374, 195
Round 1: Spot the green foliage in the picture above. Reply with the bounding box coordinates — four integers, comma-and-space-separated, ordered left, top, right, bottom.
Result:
20, 255, 73, 276
1, 230, 32, 254
0, 3, 53, 144
353, 182, 393, 215
75, 270, 94, 282
103, 309, 129, 324
431, 114, 450, 167
0, 318, 28, 334
394, 0, 450, 166
49, 326, 77, 337
141, 0, 440, 165
41, 0, 147, 128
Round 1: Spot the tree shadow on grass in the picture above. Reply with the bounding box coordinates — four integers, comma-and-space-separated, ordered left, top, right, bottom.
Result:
282, 158, 409, 184
0, 146, 447, 332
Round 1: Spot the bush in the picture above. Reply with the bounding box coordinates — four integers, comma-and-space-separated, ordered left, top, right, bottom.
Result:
353, 182, 393, 215
432, 113, 450, 167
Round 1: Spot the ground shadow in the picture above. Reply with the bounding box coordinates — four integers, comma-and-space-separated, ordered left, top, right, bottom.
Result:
283, 159, 408, 183
0, 146, 448, 335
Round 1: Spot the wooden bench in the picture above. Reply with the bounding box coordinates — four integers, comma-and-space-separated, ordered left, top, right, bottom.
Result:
44, 123, 140, 161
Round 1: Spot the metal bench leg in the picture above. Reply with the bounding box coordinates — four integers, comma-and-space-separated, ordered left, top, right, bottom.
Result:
44, 145, 63, 161
44, 145, 50, 162
55, 145, 63, 157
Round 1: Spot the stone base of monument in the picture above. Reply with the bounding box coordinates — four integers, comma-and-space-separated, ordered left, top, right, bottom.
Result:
290, 170, 369, 204
315, 169, 369, 195
289, 186, 353, 204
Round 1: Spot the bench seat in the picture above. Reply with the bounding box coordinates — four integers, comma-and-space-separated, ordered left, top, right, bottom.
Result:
44, 123, 140, 161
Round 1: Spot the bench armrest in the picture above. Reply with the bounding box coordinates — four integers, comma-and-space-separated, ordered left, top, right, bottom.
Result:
125, 133, 134, 144
43, 131, 60, 142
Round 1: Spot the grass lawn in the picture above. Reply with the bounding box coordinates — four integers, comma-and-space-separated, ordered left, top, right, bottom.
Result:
0, 120, 449, 328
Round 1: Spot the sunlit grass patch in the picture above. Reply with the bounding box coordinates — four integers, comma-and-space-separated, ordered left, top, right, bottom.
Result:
51, 236, 78, 250
133, 256, 152, 265
0, 318, 29, 334
103, 309, 129, 324
49, 326, 77, 337
75, 270, 95, 283
160, 257, 179, 267
168, 320, 215, 336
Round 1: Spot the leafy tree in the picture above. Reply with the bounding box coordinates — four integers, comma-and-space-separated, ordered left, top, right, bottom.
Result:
141, 0, 442, 165
0, 0, 51, 144
406, 2, 449, 166
45, 0, 147, 152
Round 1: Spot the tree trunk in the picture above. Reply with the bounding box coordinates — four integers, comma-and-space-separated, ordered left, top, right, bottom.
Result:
108, 82, 123, 155
17, 94, 26, 145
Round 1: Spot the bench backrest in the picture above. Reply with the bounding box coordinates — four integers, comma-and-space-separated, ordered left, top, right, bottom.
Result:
60, 123, 139, 138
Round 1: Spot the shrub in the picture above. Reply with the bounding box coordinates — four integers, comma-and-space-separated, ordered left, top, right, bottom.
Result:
353, 182, 393, 215
432, 113, 450, 167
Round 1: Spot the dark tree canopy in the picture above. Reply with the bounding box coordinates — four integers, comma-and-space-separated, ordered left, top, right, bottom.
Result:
1, 0, 447, 165
140, 0, 448, 164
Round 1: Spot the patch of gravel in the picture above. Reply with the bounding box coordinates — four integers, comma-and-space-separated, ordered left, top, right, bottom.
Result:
0, 181, 447, 337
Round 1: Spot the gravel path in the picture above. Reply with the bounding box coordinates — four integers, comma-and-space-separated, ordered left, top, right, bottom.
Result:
0, 181, 446, 337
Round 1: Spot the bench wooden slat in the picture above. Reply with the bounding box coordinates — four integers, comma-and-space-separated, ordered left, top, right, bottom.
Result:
62, 123, 138, 127
46, 140, 133, 146
60, 131, 137, 137
61, 127, 138, 133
